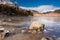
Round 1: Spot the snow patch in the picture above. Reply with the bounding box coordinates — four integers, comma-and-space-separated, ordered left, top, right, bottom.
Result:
20, 5, 60, 13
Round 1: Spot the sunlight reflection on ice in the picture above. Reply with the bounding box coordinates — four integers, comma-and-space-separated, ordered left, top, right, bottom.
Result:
31, 17, 60, 27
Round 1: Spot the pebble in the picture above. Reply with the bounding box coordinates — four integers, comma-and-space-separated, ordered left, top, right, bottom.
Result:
21, 29, 26, 33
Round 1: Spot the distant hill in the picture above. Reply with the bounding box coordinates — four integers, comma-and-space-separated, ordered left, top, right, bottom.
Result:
0, 2, 33, 16
32, 9, 60, 16
54, 9, 60, 13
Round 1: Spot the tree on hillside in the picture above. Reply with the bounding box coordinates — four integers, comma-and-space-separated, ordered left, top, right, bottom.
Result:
27, 10, 33, 16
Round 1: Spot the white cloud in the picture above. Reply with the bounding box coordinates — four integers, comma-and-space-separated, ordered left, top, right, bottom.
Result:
0, 0, 13, 5
20, 5, 60, 13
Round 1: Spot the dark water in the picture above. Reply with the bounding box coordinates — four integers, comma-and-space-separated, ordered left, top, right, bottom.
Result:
0, 16, 60, 40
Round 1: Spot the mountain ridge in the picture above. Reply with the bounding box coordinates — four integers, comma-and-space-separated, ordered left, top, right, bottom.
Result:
0, 1, 60, 17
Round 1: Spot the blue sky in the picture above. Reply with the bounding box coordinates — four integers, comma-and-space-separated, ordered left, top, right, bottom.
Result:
11, 0, 60, 7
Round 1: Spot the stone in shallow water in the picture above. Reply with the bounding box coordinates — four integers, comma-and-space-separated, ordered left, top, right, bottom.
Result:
29, 21, 45, 33
31, 30, 37, 34
21, 29, 26, 33
41, 37, 53, 40
56, 37, 60, 40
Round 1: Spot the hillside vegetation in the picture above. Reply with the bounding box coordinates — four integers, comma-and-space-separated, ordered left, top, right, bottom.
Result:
0, 3, 33, 16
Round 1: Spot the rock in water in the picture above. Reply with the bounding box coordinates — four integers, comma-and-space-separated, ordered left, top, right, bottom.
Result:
41, 37, 53, 40
29, 21, 45, 33
21, 29, 26, 33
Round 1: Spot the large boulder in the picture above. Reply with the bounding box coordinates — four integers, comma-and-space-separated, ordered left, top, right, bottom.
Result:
29, 22, 45, 33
